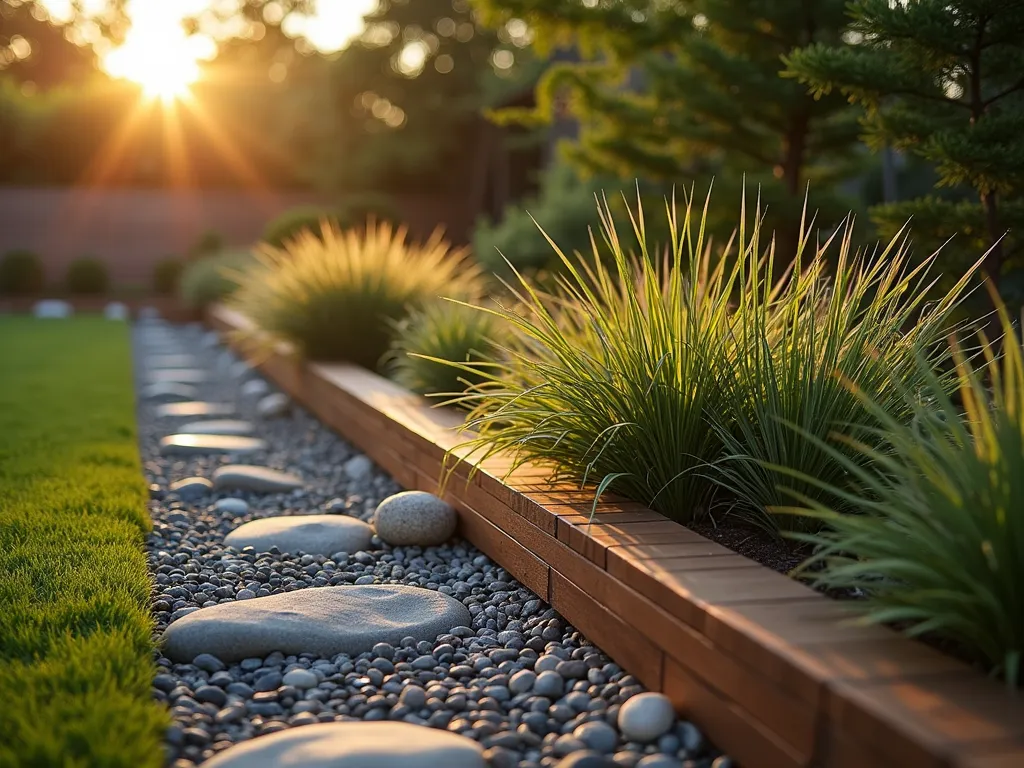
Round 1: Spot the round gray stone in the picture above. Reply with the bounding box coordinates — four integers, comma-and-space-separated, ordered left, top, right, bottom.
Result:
202, 722, 485, 768
147, 354, 199, 369
574, 721, 618, 753
213, 497, 249, 515
618, 693, 675, 743
177, 419, 255, 436
212, 465, 303, 493
256, 392, 290, 418
343, 455, 373, 481
159, 434, 267, 457
373, 491, 457, 547
148, 369, 209, 384
241, 379, 269, 398
281, 668, 319, 689
169, 477, 213, 501
155, 401, 237, 419
142, 382, 198, 402
161, 585, 472, 662
224, 515, 372, 557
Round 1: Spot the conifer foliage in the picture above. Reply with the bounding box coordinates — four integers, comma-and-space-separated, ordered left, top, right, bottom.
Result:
786, 0, 1024, 285
471, 0, 863, 242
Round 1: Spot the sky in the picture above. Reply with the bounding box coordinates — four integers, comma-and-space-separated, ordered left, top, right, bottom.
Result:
39, 0, 377, 94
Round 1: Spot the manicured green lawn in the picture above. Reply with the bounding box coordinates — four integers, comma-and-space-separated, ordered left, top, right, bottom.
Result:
0, 317, 165, 767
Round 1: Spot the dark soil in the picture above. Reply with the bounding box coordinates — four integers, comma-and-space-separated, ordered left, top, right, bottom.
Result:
690, 520, 806, 576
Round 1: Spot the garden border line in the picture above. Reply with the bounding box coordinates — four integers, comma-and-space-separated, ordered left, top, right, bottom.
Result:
208, 304, 1024, 768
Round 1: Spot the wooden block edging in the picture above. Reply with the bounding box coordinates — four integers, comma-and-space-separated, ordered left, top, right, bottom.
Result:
206, 305, 1024, 768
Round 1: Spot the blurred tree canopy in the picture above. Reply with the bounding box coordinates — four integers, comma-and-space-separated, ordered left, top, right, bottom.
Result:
0, 0, 103, 89
786, 0, 1024, 287
471, 0, 865, 247
0, 0, 536, 196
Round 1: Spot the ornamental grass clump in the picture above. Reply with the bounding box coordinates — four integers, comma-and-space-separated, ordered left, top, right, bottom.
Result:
711, 209, 980, 532
388, 300, 505, 402
454, 193, 742, 521
780, 303, 1024, 687
179, 249, 255, 310
231, 221, 483, 370
449, 191, 980, 527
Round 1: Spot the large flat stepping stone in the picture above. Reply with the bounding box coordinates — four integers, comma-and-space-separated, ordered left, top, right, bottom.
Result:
159, 434, 267, 456
161, 585, 472, 662
177, 419, 255, 436
204, 722, 485, 768
141, 382, 198, 402
147, 354, 200, 369
147, 368, 209, 384
155, 401, 237, 419
212, 465, 303, 492
225, 515, 372, 556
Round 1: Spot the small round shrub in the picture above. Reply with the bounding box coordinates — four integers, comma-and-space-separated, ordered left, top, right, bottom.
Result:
231, 222, 485, 370
179, 250, 254, 309
0, 249, 45, 296
262, 207, 338, 248
153, 257, 184, 296
263, 195, 399, 248
65, 257, 109, 295
337, 192, 399, 229
388, 300, 504, 401
187, 229, 224, 261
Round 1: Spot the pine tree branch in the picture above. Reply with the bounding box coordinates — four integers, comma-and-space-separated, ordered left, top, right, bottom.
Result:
984, 77, 1024, 108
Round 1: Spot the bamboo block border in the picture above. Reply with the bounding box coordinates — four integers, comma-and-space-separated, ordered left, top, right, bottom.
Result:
208, 305, 1024, 768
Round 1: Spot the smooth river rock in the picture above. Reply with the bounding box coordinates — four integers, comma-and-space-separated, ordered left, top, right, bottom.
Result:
177, 419, 255, 436
255, 392, 290, 418
161, 585, 472, 662
373, 491, 457, 547
169, 477, 213, 501
617, 692, 676, 742
155, 401, 237, 419
141, 382, 198, 402
159, 434, 267, 456
224, 515, 372, 556
212, 465, 303, 493
147, 354, 199, 369
202, 722, 486, 768
147, 368, 209, 385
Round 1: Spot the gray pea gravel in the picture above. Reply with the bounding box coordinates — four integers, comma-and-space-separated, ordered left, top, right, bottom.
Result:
136, 321, 726, 768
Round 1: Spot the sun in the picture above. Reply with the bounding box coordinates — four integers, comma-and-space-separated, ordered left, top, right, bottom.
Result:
107, 49, 201, 100
102, 4, 215, 102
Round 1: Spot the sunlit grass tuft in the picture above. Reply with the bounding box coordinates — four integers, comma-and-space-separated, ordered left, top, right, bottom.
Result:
388, 299, 505, 403
447, 190, 979, 528
779, 299, 1023, 686
710, 205, 980, 532
231, 221, 485, 370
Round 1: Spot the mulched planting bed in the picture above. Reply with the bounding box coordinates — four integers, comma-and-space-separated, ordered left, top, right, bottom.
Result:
141, 322, 731, 768
0, 316, 166, 767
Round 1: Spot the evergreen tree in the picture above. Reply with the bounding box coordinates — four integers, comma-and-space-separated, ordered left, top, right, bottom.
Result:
471, 0, 863, 246
786, 0, 1024, 288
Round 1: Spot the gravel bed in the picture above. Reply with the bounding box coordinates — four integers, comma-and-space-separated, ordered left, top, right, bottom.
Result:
137, 321, 730, 768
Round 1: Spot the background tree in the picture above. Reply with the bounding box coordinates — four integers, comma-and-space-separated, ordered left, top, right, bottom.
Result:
309, 0, 502, 195
0, 0, 106, 90
471, 0, 864, 247
786, 0, 1024, 290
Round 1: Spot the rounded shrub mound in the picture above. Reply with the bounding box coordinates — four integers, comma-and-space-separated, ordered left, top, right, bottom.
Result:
262, 206, 337, 248
388, 300, 504, 401
453, 192, 978, 531
231, 222, 484, 370
65, 257, 109, 295
263, 195, 399, 248
179, 250, 254, 310
153, 257, 184, 296
0, 249, 45, 296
